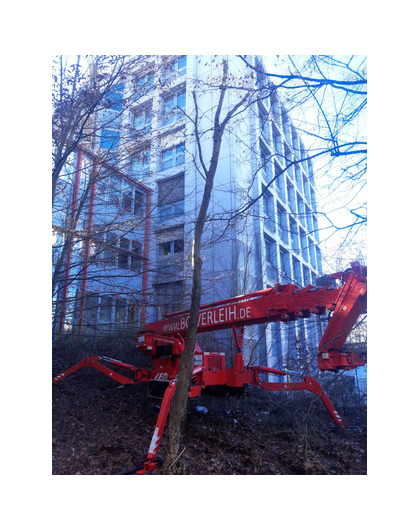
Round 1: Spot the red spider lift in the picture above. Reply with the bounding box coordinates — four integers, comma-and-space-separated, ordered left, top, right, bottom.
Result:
53, 261, 367, 474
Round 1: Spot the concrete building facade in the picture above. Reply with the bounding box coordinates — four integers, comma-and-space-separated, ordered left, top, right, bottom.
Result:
53, 55, 325, 374
52, 145, 151, 341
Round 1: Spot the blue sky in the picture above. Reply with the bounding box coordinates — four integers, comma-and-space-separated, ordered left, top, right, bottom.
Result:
262, 55, 367, 269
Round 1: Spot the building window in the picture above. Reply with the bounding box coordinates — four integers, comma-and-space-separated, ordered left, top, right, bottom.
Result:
103, 233, 117, 266
159, 241, 171, 256
277, 204, 288, 244
161, 144, 185, 171
159, 200, 184, 220
117, 237, 130, 270
134, 105, 152, 134
99, 295, 113, 322
287, 181, 296, 213
300, 230, 308, 262
137, 71, 154, 95
101, 83, 124, 149
260, 146, 271, 181
303, 265, 311, 286
273, 127, 282, 156
115, 297, 126, 323
163, 56, 187, 84
309, 241, 316, 268
263, 192, 275, 232
306, 206, 313, 232
120, 186, 144, 218
283, 141, 292, 162
100, 130, 120, 151
264, 237, 277, 280
131, 147, 150, 176
131, 242, 143, 273
297, 195, 305, 225
279, 246, 291, 281
303, 176, 311, 202
289, 218, 298, 251
174, 239, 184, 253
155, 227, 185, 284
265, 238, 275, 264
313, 215, 320, 242
158, 174, 184, 220
104, 83, 124, 112
111, 238, 144, 272
159, 239, 184, 257
161, 89, 186, 126
121, 187, 132, 212
292, 257, 302, 286
134, 190, 145, 217
156, 281, 184, 318
104, 174, 121, 208
84, 293, 99, 324
127, 300, 139, 326
259, 108, 270, 144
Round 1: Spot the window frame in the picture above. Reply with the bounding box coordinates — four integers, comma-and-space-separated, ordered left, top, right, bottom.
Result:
160, 143, 185, 171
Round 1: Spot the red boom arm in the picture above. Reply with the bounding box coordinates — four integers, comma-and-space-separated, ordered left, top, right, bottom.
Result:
53, 261, 366, 474
140, 261, 367, 372
317, 261, 367, 370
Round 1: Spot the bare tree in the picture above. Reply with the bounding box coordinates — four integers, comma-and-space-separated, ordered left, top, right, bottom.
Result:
238, 55, 367, 243
53, 55, 126, 206
162, 59, 252, 472
52, 55, 366, 474
52, 55, 163, 344
165, 56, 367, 471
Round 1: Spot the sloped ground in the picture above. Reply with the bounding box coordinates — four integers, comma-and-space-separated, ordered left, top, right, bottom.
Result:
52, 349, 367, 475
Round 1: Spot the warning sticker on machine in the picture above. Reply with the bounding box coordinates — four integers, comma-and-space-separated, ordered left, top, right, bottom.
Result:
194, 354, 203, 366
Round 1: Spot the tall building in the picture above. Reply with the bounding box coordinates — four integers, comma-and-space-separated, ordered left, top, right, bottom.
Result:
53, 55, 324, 374
52, 144, 151, 341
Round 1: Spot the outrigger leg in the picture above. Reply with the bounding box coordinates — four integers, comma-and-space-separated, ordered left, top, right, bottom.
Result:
52, 355, 151, 386
136, 379, 177, 474
251, 366, 344, 429
137, 373, 203, 474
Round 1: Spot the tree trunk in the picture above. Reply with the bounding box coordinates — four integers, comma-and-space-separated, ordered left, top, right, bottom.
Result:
162, 152, 215, 473
162, 59, 250, 473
